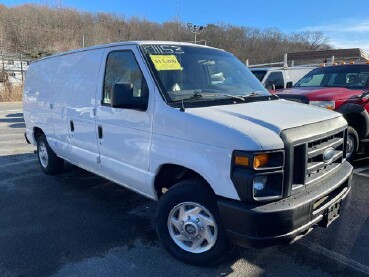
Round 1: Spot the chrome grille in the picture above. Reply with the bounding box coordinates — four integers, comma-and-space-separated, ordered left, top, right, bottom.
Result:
305, 131, 345, 185
281, 117, 348, 196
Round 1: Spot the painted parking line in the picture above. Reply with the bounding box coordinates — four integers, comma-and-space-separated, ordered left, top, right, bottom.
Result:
353, 165, 369, 172
353, 166, 369, 178
354, 172, 369, 178
0, 109, 23, 113
0, 158, 36, 168
0, 111, 21, 113
298, 240, 369, 275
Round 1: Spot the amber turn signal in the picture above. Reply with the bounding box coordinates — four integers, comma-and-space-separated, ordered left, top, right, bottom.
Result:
254, 154, 269, 168
234, 156, 249, 167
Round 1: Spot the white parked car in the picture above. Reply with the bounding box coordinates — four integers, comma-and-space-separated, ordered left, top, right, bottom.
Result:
23, 41, 352, 265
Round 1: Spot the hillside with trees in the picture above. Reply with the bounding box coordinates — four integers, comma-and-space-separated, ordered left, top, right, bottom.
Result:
0, 3, 330, 64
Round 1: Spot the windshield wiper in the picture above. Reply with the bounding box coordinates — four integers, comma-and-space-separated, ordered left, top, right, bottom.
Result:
174, 90, 271, 102
244, 91, 279, 100
173, 92, 203, 102
244, 91, 265, 97
223, 94, 245, 101
223, 91, 271, 101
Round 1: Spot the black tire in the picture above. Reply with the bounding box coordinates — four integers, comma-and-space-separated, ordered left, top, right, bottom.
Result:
155, 179, 232, 266
36, 134, 64, 175
346, 126, 359, 162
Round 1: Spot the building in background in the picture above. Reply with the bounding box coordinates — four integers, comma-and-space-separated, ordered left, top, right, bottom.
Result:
0, 52, 32, 87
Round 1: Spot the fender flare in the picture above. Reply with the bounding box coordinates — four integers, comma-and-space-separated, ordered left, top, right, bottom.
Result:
336, 103, 369, 139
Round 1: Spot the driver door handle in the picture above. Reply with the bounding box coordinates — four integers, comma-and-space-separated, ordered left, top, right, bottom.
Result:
98, 126, 103, 139
70, 120, 74, 132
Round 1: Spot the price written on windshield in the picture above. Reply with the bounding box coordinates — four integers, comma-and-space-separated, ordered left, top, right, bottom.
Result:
149, 55, 183, 71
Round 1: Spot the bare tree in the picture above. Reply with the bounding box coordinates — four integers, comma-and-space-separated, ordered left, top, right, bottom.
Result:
0, 4, 331, 63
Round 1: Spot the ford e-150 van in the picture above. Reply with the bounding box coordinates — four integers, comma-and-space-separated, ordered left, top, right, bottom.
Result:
23, 41, 352, 266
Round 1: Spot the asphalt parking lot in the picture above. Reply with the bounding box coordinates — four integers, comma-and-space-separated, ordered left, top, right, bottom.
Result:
0, 102, 369, 277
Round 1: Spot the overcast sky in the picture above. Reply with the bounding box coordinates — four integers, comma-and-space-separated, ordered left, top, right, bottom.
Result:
3, 0, 369, 51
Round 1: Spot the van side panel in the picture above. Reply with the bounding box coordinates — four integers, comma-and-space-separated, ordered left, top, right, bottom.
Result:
23, 65, 36, 144
47, 55, 73, 158
23, 60, 56, 144
61, 49, 104, 172
32, 49, 104, 173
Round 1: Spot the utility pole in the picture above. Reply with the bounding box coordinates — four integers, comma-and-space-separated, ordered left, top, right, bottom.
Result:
1, 50, 4, 87
1, 50, 4, 75
0, 30, 3, 49
82, 35, 85, 48
20, 53, 23, 84
187, 23, 204, 44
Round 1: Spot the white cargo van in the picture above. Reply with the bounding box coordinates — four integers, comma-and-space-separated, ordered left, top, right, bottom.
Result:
23, 41, 352, 266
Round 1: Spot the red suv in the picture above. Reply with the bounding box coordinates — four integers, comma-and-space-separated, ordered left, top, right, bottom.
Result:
276, 63, 369, 161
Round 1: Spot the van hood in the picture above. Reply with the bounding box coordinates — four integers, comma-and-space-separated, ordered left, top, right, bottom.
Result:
154, 99, 342, 151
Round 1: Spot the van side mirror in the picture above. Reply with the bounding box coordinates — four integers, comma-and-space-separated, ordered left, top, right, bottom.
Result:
359, 91, 369, 103
286, 81, 293, 88
265, 83, 276, 90
111, 83, 148, 111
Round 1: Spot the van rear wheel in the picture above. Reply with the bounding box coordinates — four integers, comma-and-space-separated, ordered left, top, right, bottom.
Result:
37, 134, 64, 175
155, 179, 232, 266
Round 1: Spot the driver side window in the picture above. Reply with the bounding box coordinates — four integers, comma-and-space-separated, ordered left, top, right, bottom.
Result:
265, 72, 284, 89
300, 74, 324, 87
103, 51, 147, 105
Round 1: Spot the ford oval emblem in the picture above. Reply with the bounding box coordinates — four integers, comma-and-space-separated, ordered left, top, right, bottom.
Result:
323, 147, 335, 164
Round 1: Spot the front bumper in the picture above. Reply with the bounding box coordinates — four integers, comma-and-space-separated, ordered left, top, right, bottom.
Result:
218, 161, 353, 248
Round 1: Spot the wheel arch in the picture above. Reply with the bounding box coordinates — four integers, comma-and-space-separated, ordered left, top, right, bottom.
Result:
33, 127, 45, 142
336, 103, 369, 139
154, 163, 214, 199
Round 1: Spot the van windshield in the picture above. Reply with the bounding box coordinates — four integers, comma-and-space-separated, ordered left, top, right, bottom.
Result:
140, 44, 269, 103
294, 65, 369, 89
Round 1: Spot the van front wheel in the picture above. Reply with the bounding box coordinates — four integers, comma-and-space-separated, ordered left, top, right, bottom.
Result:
37, 134, 64, 175
155, 180, 232, 266
346, 126, 358, 162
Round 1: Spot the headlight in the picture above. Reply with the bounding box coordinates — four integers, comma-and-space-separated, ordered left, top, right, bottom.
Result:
309, 101, 335, 110
252, 173, 284, 201
253, 175, 267, 195
233, 151, 284, 170
231, 150, 284, 202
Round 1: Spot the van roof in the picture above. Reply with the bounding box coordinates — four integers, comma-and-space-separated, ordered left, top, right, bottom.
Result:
33, 41, 219, 63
